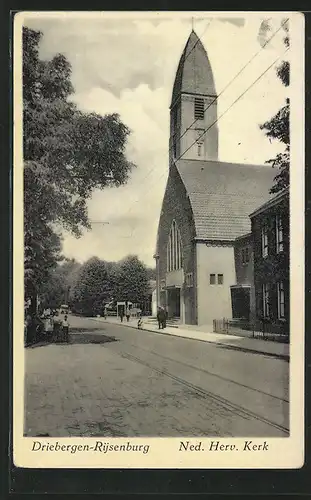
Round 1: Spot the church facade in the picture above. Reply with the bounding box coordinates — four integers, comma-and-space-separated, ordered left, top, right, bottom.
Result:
154, 31, 276, 326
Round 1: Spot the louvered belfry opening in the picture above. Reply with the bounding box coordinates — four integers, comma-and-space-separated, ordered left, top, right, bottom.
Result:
194, 97, 205, 120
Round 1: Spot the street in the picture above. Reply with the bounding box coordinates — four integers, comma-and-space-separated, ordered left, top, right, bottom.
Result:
24, 315, 289, 438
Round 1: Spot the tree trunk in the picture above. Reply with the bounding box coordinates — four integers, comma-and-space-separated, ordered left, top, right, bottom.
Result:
25, 282, 38, 344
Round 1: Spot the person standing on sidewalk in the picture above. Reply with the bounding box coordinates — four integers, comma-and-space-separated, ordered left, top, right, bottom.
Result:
137, 312, 143, 329
52, 311, 62, 342
125, 306, 131, 322
161, 306, 167, 329
119, 308, 124, 322
157, 307, 163, 329
62, 315, 70, 343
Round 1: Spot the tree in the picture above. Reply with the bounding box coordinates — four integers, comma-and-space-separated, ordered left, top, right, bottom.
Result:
38, 258, 81, 309
260, 20, 289, 193
70, 257, 116, 316
69, 255, 150, 315
115, 255, 150, 305
24, 218, 63, 314
146, 267, 157, 281
23, 27, 135, 311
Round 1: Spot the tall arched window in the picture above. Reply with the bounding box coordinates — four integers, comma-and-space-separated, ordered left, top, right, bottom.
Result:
167, 220, 183, 271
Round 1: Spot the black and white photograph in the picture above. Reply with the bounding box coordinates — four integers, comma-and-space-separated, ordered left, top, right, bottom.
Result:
13, 11, 304, 469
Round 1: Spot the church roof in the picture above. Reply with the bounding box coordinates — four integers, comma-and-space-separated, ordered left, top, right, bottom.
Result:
171, 30, 217, 108
175, 159, 276, 241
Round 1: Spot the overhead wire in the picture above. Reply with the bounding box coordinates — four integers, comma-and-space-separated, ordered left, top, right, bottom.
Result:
127, 45, 289, 239
122, 19, 289, 228
94, 19, 289, 239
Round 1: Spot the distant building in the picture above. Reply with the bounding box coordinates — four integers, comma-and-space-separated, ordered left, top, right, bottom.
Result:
155, 30, 275, 326
250, 188, 289, 335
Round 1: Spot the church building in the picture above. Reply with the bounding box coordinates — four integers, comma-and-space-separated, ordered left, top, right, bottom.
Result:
154, 30, 276, 326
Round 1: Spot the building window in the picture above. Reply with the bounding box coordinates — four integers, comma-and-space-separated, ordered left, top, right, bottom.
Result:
185, 273, 193, 287
210, 274, 216, 285
242, 247, 250, 264
196, 129, 204, 157
277, 281, 285, 319
194, 97, 205, 120
262, 283, 270, 318
261, 225, 269, 258
276, 215, 284, 253
217, 274, 224, 285
167, 220, 183, 272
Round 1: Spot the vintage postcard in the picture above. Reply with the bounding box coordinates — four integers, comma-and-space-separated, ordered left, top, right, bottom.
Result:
13, 11, 304, 469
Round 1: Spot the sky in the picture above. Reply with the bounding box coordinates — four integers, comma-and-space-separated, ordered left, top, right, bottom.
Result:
23, 12, 289, 267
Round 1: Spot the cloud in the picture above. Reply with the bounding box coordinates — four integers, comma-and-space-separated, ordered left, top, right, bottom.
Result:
219, 17, 245, 27
23, 13, 289, 266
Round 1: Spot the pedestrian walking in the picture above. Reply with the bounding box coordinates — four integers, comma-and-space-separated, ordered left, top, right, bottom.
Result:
125, 306, 131, 322
62, 315, 70, 343
103, 307, 107, 320
137, 312, 143, 329
119, 309, 124, 322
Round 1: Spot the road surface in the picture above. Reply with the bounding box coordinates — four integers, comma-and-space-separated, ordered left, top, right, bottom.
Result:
24, 315, 289, 438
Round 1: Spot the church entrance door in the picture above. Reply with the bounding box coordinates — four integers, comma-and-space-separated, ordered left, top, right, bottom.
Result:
167, 288, 181, 318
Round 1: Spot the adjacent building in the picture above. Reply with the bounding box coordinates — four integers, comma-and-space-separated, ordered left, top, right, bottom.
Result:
230, 188, 289, 334
155, 30, 276, 326
250, 188, 289, 334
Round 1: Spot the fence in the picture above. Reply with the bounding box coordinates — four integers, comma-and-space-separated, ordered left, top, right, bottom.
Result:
213, 318, 289, 343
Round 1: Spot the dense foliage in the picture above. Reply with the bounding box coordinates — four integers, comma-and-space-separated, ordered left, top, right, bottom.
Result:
43, 255, 153, 316
38, 258, 81, 309
260, 21, 289, 193
23, 27, 134, 311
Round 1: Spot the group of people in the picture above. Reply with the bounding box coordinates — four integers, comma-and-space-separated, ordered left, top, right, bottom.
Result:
119, 307, 131, 323
24, 308, 70, 345
104, 304, 168, 331
118, 306, 144, 330
157, 306, 167, 329
43, 310, 70, 342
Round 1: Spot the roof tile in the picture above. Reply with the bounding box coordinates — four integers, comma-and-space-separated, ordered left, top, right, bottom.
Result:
176, 159, 276, 240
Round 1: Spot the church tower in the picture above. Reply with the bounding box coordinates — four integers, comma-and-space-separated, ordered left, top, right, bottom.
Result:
169, 30, 219, 163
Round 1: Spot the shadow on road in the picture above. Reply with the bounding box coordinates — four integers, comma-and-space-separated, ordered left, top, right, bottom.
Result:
69, 333, 119, 345
69, 327, 107, 333
25, 332, 119, 348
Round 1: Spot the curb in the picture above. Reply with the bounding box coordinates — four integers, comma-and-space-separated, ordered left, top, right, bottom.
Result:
89, 318, 289, 361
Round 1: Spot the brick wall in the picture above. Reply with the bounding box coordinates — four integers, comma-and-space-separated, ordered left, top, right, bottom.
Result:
156, 163, 197, 324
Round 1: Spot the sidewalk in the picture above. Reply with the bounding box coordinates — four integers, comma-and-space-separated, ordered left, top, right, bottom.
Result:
90, 316, 289, 360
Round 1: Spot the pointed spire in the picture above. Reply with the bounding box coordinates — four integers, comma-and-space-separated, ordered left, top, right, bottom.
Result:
170, 30, 217, 108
